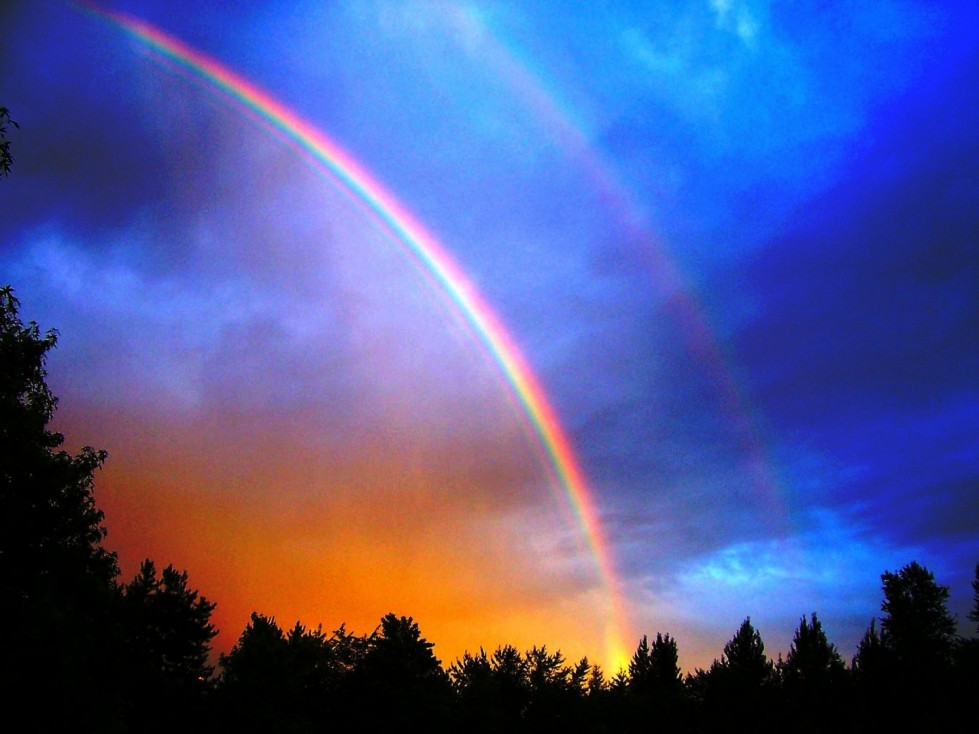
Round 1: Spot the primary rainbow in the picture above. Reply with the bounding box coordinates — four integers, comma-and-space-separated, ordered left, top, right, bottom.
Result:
82, 5, 631, 667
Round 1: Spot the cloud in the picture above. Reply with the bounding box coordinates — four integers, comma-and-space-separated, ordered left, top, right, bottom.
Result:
710, 0, 761, 47
627, 506, 929, 669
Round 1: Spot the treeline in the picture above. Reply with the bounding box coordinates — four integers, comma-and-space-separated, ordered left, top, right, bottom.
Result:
210, 584, 979, 732
2, 281, 977, 733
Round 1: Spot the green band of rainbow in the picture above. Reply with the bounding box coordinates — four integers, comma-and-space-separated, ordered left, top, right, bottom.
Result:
82, 4, 631, 667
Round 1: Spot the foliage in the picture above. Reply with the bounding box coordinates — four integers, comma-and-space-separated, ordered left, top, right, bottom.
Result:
969, 563, 979, 634
880, 561, 957, 670
720, 617, 773, 685
848, 562, 963, 729
124, 559, 218, 683
121, 560, 217, 731
0, 286, 121, 730
783, 613, 846, 687
630, 632, 682, 695
217, 613, 364, 732
338, 613, 453, 728
0, 106, 17, 178
696, 618, 776, 730
628, 634, 652, 690
0, 286, 118, 590
782, 613, 848, 730
624, 632, 686, 730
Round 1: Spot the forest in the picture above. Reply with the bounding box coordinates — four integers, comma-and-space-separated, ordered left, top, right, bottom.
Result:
2, 111, 977, 732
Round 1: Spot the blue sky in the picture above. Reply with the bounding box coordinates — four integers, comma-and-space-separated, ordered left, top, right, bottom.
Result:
2, 0, 977, 670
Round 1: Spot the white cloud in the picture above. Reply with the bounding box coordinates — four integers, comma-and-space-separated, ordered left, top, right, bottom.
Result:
669, 507, 927, 618
623, 507, 936, 667
711, 0, 762, 47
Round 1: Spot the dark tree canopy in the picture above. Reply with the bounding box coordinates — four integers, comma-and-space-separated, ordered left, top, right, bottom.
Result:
850, 562, 962, 729
220, 612, 289, 691
649, 633, 682, 691
217, 612, 369, 731
852, 618, 887, 677
783, 613, 846, 687
121, 559, 218, 732
628, 634, 653, 692
0, 285, 222, 731
0, 287, 117, 591
880, 561, 957, 670
0, 286, 122, 730
695, 617, 776, 730
625, 632, 686, 730
782, 613, 849, 730
123, 559, 218, 683
339, 613, 453, 728
720, 617, 772, 685
969, 563, 979, 634
628, 632, 683, 696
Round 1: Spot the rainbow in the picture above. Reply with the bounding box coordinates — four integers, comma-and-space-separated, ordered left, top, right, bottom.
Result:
80, 5, 631, 668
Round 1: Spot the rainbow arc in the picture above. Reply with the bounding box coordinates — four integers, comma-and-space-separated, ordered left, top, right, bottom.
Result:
82, 3, 632, 669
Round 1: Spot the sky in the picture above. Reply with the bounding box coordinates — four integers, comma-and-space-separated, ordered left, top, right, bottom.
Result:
1, 0, 977, 673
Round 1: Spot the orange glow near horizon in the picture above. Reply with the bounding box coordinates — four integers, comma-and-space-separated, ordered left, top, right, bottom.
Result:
84, 408, 628, 673
54, 387, 742, 675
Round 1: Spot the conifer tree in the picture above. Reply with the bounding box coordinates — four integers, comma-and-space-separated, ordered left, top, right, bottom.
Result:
782, 613, 847, 729
880, 561, 957, 671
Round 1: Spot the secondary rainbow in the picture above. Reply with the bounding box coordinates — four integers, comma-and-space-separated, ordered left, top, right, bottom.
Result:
82, 5, 631, 667
444, 6, 788, 535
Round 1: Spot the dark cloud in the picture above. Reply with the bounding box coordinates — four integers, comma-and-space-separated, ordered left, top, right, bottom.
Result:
732, 51, 979, 426
0, 6, 177, 244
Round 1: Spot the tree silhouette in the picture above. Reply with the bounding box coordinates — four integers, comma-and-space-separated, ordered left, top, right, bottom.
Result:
0, 287, 118, 590
490, 644, 531, 726
451, 648, 504, 731
0, 107, 17, 178
220, 612, 290, 703
625, 632, 685, 730
880, 561, 957, 671
720, 617, 773, 688
122, 559, 218, 731
338, 613, 453, 729
628, 634, 653, 693
950, 564, 979, 728
125, 560, 218, 681
783, 612, 845, 686
700, 618, 775, 730
0, 286, 123, 730
781, 613, 848, 731
852, 617, 887, 677
851, 614, 895, 725
217, 613, 362, 732
524, 645, 576, 726
850, 562, 963, 729
6, 274, 979, 729
585, 662, 606, 698
970, 563, 979, 634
